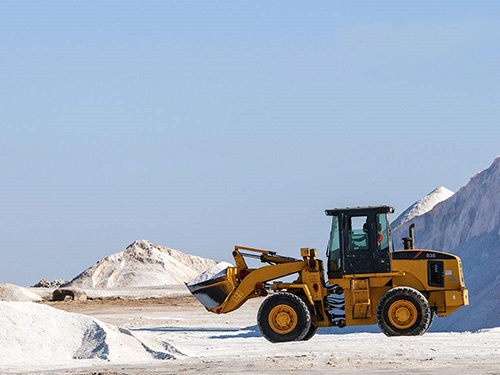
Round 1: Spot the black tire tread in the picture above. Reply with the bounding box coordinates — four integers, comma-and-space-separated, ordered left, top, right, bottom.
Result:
257, 292, 311, 343
302, 323, 318, 341
427, 309, 435, 332
376, 287, 431, 337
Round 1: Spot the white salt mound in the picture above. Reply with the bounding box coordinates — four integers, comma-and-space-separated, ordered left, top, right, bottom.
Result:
0, 302, 180, 369
32, 279, 68, 288
392, 157, 500, 331
391, 186, 454, 229
187, 262, 234, 285
0, 283, 42, 302
67, 240, 218, 288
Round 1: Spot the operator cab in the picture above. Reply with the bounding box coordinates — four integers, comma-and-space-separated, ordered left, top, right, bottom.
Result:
326, 205, 394, 278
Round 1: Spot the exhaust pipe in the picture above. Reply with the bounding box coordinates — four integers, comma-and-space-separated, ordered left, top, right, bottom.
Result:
402, 223, 415, 250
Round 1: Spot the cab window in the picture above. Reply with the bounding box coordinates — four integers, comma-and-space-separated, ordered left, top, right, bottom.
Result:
376, 213, 390, 251
328, 215, 341, 272
349, 216, 369, 251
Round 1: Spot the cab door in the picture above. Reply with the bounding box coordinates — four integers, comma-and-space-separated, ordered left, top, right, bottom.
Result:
343, 212, 391, 275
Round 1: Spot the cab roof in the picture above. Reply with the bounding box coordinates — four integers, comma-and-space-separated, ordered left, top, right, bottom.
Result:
325, 205, 395, 216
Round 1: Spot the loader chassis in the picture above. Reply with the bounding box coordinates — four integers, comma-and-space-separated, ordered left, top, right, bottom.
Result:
188, 206, 468, 342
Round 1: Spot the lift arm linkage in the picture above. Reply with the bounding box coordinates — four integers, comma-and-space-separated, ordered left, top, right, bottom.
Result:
208, 246, 308, 314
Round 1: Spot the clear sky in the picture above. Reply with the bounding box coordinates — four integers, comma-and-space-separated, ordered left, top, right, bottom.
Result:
1, 1, 500, 285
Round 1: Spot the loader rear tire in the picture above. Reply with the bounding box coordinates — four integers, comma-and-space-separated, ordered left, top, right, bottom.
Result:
376, 287, 431, 337
426, 309, 435, 332
257, 292, 311, 343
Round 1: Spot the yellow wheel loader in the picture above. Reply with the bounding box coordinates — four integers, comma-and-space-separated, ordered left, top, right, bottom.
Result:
188, 206, 468, 342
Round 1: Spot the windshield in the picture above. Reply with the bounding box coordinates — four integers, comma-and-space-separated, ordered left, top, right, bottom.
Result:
328, 215, 341, 272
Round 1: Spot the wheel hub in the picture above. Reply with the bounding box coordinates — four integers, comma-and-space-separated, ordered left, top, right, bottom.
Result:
268, 304, 297, 334
388, 300, 417, 329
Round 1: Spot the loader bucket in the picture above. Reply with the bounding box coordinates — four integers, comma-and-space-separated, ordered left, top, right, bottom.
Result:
186, 266, 238, 310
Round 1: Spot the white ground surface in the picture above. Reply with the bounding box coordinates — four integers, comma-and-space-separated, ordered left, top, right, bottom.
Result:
28, 285, 191, 300
4, 297, 499, 375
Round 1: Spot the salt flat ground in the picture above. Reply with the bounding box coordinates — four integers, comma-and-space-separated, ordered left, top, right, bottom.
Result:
13, 296, 500, 375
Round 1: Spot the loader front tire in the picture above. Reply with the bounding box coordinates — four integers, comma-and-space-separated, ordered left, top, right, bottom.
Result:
257, 292, 311, 343
376, 287, 431, 337
301, 323, 318, 341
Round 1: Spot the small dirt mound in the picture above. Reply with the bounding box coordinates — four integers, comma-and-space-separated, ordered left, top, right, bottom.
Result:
53, 287, 88, 301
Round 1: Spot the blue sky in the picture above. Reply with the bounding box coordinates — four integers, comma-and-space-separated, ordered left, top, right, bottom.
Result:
1, 1, 499, 285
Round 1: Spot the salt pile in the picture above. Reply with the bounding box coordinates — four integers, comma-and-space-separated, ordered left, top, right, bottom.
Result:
392, 157, 500, 331
32, 279, 68, 288
187, 262, 234, 285
0, 283, 42, 302
67, 240, 218, 288
0, 302, 181, 369
391, 186, 454, 229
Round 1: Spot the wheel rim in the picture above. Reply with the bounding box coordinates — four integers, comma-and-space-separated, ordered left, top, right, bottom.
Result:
268, 304, 297, 334
388, 300, 418, 329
